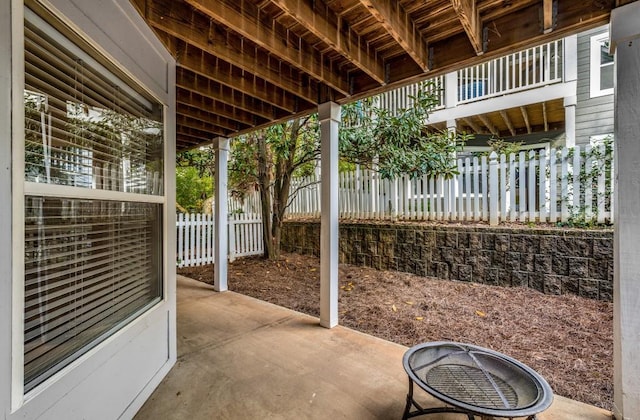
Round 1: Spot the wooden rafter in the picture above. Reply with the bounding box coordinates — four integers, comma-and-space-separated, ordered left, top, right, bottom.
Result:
462, 117, 483, 134
520, 106, 532, 134
268, 0, 386, 84
451, 0, 483, 55
499, 110, 516, 137
177, 90, 260, 127
163, 36, 302, 113
477, 114, 500, 137
177, 102, 253, 132
184, 0, 351, 96
176, 69, 276, 121
543, 0, 555, 34
177, 125, 224, 141
357, 0, 429, 71
176, 108, 242, 132
145, 3, 318, 104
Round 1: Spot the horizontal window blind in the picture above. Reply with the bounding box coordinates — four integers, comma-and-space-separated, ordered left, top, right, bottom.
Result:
24, 198, 162, 388
24, 8, 164, 195
23, 3, 165, 392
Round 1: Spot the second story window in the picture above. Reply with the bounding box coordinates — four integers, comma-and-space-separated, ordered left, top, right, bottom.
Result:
590, 32, 614, 98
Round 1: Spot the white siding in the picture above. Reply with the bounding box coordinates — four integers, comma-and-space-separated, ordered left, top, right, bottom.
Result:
3, 1, 177, 419
575, 25, 615, 145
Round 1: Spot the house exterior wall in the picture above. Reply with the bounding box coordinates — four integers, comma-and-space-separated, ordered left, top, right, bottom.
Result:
1, 1, 176, 419
575, 25, 615, 145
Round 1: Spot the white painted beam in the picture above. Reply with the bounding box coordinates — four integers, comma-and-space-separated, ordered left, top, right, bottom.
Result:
214, 137, 229, 292
318, 102, 340, 328
427, 81, 576, 125
611, 2, 640, 418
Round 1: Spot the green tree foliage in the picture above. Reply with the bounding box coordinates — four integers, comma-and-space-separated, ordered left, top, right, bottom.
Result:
229, 116, 319, 259
340, 87, 468, 179
228, 86, 470, 259
176, 166, 213, 213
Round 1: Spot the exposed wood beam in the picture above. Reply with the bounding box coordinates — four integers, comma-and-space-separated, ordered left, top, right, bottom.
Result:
357, 0, 429, 71
499, 110, 516, 137
451, 0, 483, 55
177, 126, 225, 141
269, 0, 386, 84
542, 102, 549, 131
462, 117, 483, 134
184, 0, 350, 96
176, 69, 276, 121
177, 104, 248, 132
477, 114, 500, 137
145, 2, 318, 104
161, 35, 301, 113
177, 113, 237, 134
543, 0, 555, 34
520, 106, 532, 134
176, 88, 262, 127
176, 136, 204, 149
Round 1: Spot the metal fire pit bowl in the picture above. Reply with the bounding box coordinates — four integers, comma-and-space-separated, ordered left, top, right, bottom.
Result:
402, 342, 553, 419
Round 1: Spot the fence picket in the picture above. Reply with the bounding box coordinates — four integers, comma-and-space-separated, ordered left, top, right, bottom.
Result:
549, 149, 558, 223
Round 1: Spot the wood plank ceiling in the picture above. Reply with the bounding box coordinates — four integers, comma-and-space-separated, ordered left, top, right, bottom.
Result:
129, 0, 631, 151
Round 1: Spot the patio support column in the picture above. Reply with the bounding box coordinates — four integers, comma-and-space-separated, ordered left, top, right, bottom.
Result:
611, 3, 640, 418
213, 137, 229, 292
563, 96, 576, 148
318, 102, 340, 328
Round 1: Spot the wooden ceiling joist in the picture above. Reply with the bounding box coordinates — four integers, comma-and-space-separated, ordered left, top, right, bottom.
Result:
477, 114, 500, 137
176, 69, 276, 121
520, 106, 532, 134
177, 125, 223, 142
185, 0, 351, 96
357, 0, 430, 71
462, 117, 483, 134
451, 0, 484, 55
543, 0, 556, 34
177, 102, 252, 132
269, 0, 386, 84
164, 37, 302, 114
146, 8, 319, 105
177, 90, 262, 128
499, 110, 516, 137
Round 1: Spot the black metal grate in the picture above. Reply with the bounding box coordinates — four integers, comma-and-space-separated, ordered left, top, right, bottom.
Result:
425, 364, 518, 409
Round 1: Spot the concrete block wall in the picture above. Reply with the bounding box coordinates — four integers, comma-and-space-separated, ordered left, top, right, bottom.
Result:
281, 221, 613, 301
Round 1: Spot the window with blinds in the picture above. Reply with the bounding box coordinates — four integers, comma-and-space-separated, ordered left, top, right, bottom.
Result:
23, 3, 164, 391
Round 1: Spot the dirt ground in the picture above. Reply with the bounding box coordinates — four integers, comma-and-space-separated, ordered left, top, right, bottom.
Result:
178, 252, 613, 411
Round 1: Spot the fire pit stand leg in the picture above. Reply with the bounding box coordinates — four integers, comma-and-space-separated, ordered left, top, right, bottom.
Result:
402, 377, 475, 420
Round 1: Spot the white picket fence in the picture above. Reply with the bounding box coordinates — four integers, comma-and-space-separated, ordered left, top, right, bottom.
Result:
178, 145, 613, 266
287, 145, 614, 224
176, 211, 264, 268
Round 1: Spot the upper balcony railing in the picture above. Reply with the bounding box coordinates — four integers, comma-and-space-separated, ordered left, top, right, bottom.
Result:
376, 38, 565, 114
458, 39, 564, 103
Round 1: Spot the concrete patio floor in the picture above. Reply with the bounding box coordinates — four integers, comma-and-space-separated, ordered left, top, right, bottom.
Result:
134, 275, 612, 420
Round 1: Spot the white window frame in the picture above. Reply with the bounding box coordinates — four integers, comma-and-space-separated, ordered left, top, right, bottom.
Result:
11, 2, 168, 409
589, 32, 614, 98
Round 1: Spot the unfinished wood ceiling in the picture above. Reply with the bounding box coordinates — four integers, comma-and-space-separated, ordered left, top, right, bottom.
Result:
130, 0, 630, 150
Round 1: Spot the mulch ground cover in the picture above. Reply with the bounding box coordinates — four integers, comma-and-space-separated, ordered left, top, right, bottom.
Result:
178, 252, 613, 411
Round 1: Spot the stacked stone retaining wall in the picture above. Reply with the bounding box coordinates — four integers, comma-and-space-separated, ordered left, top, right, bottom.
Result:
281, 221, 613, 301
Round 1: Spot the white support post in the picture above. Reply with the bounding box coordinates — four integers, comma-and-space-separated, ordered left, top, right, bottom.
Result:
213, 137, 229, 292
611, 3, 640, 418
564, 96, 577, 148
444, 71, 458, 109
489, 152, 499, 226
319, 102, 340, 328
